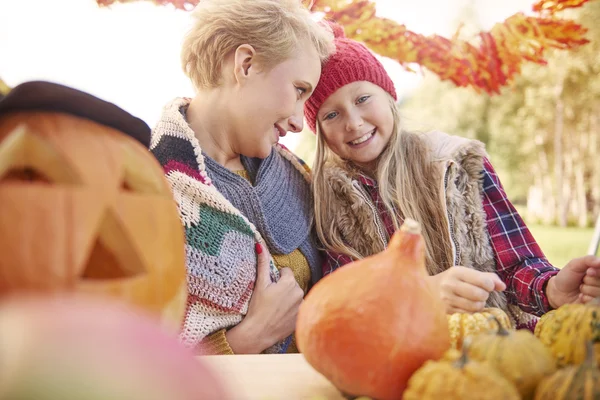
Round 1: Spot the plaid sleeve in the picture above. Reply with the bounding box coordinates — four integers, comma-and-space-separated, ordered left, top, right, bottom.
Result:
322, 250, 354, 277
481, 158, 559, 316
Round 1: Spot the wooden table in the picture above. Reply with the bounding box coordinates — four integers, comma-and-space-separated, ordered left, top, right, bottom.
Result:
200, 354, 346, 400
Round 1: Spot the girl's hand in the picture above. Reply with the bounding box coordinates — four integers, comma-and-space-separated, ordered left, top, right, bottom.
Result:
430, 266, 506, 314
546, 255, 600, 308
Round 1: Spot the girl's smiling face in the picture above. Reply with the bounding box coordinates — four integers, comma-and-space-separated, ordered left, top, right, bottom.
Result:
317, 81, 394, 169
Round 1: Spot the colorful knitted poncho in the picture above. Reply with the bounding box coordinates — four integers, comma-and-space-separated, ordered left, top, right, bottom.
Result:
149, 98, 321, 354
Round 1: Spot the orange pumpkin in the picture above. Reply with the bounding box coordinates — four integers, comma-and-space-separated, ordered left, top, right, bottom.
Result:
296, 219, 450, 400
0, 82, 187, 329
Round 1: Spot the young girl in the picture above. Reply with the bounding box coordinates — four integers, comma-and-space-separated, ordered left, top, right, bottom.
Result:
304, 24, 600, 328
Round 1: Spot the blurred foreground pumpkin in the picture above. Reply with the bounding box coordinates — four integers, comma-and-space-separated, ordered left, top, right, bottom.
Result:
296, 219, 450, 400
0, 294, 230, 400
0, 81, 187, 328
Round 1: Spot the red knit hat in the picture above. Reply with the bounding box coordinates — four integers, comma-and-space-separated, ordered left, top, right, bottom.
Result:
304, 21, 397, 133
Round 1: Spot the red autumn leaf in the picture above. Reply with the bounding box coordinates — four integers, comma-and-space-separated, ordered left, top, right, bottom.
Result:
307, 0, 592, 94
96, 0, 596, 95
532, 0, 591, 14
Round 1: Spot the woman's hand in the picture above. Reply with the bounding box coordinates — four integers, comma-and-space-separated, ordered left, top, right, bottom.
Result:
430, 266, 506, 314
226, 242, 304, 354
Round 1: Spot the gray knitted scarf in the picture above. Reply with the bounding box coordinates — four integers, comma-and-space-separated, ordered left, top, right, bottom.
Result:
203, 152, 322, 284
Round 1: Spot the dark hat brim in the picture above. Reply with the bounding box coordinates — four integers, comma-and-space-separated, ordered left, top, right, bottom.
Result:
0, 80, 151, 148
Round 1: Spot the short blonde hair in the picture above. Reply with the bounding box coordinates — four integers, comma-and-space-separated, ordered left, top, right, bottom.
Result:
181, 0, 334, 91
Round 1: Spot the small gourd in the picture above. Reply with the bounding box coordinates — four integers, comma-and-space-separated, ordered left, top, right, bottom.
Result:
468, 315, 556, 399
534, 300, 600, 367
447, 307, 513, 349
535, 341, 600, 399
403, 341, 520, 400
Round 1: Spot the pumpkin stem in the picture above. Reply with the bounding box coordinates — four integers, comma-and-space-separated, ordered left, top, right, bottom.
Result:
399, 218, 421, 234
487, 314, 510, 336
585, 341, 597, 368
454, 337, 471, 369
388, 219, 425, 264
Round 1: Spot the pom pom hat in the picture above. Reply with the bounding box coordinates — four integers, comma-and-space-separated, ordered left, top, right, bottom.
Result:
304, 21, 397, 133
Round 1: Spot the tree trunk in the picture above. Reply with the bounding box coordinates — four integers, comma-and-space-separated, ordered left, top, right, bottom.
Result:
527, 161, 545, 223
591, 108, 600, 221
575, 166, 587, 227
535, 132, 556, 225
575, 128, 588, 227
554, 80, 567, 227
562, 139, 574, 226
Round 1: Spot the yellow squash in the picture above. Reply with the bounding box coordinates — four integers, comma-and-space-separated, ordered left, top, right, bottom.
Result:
468, 316, 556, 399
447, 307, 513, 349
535, 341, 600, 399
535, 300, 600, 367
404, 344, 520, 400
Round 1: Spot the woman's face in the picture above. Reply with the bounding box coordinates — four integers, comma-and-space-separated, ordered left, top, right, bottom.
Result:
317, 81, 394, 170
232, 41, 322, 159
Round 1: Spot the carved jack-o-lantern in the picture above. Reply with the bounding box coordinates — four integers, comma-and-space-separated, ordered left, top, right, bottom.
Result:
0, 81, 187, 328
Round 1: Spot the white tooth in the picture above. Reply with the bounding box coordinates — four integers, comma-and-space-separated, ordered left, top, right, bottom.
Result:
350, 131, 373, 145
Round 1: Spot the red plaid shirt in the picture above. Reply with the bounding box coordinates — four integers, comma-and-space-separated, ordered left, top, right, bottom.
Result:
322, 158, 559, 317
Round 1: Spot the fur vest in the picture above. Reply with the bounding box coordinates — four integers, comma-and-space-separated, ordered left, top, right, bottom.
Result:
322, 131, 535, 327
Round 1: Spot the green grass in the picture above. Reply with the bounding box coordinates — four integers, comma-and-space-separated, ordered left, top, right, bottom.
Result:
524, 223, 595, 268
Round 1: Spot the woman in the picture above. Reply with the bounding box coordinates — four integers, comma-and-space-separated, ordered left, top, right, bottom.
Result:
150, 0, 334, 354
304, 24, 600, 329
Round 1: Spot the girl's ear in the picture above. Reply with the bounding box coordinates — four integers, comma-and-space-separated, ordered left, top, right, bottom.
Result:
232, 44, 257, 84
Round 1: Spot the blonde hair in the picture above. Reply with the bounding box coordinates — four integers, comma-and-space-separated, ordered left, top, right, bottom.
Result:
313, 96, 454, 275
181, 0, 334, 91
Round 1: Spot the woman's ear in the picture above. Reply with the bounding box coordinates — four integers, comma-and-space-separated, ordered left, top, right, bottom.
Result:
233, 44, 257, 84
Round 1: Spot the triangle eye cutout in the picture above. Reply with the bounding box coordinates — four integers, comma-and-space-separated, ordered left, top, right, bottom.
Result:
80, 209, 147, 280
118, 143, 170, 196
0, 125, 81, 185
